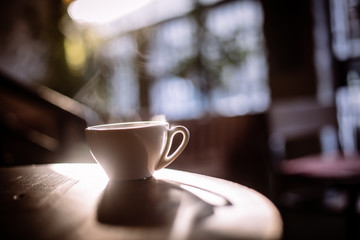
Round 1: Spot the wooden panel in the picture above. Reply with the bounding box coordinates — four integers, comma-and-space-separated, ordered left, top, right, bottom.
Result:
169, 113, 271, 196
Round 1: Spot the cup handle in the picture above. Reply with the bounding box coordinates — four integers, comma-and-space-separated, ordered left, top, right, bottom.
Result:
155, 125, 190, 170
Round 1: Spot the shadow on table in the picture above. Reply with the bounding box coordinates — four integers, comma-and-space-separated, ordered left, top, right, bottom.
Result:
96, 177, 214, 228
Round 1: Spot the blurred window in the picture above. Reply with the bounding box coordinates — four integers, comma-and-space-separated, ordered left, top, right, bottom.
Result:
146, 0, 269, 119
330, 0, 360, 60
69, 0, 269, 121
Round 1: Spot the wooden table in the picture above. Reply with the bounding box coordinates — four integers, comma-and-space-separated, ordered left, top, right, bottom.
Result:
279, 153, 360, 239
0, 163, 282, 240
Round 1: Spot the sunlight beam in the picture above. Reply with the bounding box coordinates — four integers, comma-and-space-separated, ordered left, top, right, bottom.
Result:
68, 0, 153, 25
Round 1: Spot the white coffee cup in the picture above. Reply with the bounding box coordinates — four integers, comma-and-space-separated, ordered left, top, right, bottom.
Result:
85, 121, 190, 180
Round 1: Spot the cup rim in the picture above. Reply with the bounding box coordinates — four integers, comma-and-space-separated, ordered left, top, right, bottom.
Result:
86, 121, 168, 131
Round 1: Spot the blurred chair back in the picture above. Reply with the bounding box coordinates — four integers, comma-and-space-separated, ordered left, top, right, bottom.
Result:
269, 98, 360, 239
268, 98, 339, 202
269, 98, 338, 165
0, 71, 96, 165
